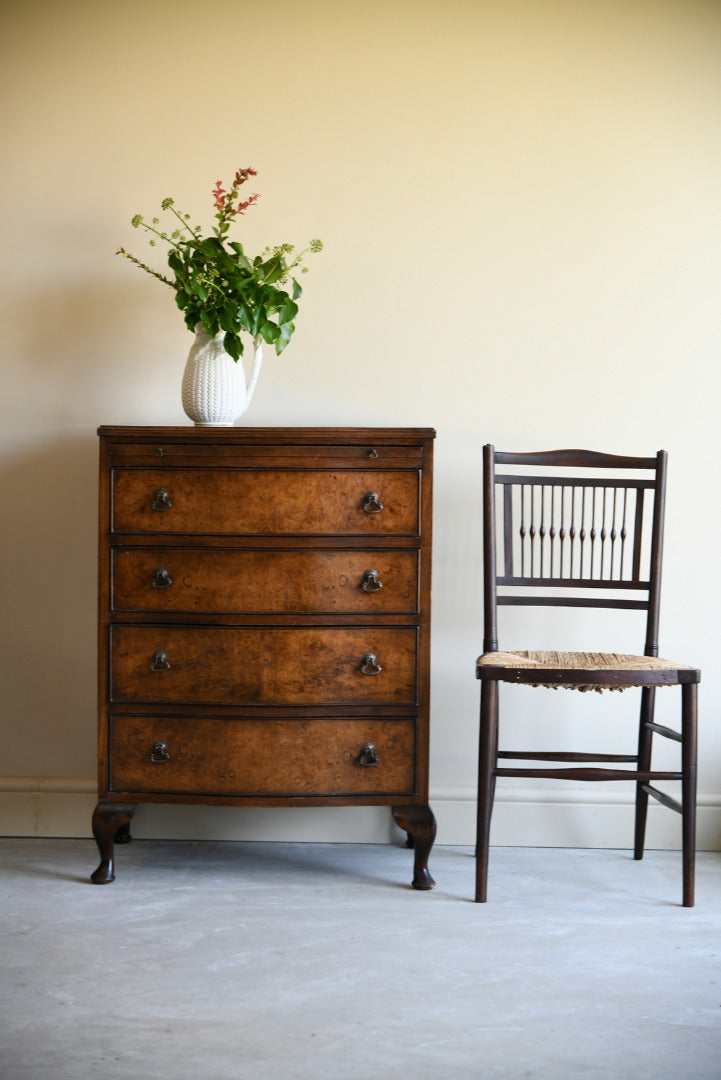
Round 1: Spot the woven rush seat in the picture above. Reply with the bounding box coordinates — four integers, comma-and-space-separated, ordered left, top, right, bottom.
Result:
476, 650, 699, 692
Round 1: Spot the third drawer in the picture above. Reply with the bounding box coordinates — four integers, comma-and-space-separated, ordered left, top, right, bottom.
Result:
110, 626, 419, 705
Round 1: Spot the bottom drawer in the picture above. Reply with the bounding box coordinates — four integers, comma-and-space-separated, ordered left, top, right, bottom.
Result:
108, 715, 416, 797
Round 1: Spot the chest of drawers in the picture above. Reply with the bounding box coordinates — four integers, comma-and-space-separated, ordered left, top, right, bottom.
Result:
91, 426, 436, 889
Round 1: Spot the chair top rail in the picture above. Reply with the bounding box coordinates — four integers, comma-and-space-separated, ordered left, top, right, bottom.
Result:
493, 448, 661, 470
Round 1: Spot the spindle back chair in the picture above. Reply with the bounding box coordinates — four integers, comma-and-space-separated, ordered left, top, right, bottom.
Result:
475, 446, 699, 905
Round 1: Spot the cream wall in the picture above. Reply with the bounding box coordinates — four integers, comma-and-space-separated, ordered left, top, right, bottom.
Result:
2, 0, 720, 851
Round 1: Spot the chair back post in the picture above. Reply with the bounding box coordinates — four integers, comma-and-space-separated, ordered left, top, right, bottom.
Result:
645, 450, 667, 657
483, 444, 499, 652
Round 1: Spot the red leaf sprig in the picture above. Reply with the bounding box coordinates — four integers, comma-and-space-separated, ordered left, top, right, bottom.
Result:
212, 167, 259, 237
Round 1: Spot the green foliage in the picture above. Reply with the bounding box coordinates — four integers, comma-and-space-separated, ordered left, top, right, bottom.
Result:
117, 168, 322, 360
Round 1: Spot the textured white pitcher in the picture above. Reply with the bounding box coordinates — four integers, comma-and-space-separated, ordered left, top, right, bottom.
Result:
181, 325, 263, 426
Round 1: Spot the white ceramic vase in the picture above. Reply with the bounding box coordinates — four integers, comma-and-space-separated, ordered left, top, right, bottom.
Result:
181, 324, 263, 426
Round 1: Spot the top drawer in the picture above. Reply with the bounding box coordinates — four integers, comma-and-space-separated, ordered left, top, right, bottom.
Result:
111, 469, 420, 535
107, 440, 426, 468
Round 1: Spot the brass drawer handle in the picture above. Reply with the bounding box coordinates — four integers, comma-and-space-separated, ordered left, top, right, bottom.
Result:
361, 568, 383, 593
362, 491, 384, 514
150, 740, 170, 763
359, 742, 380, 767
151, 488, 173, 512
151, 567, 173, 589
360, 652, 382, 676
150, 649, 171, 672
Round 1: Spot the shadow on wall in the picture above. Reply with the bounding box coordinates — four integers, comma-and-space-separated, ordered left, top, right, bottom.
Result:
9, 276, 185, 427
1, 276, 196, 784
17, 276, 127, 362
0, 438, 99, 778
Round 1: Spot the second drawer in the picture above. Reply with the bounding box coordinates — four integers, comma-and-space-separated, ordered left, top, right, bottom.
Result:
111, 548, 419, 614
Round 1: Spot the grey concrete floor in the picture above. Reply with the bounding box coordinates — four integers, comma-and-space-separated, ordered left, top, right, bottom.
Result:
2, 839, 721, 1080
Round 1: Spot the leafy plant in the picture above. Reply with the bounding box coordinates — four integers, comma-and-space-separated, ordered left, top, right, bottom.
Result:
117, 167, 322, 360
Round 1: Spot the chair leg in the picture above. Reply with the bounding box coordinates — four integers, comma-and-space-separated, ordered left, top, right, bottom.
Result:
475, 679, 498, 903
681, 682, 698, 908
634, 686, 656, 860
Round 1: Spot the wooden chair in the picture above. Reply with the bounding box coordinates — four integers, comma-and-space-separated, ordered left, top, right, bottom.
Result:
476, 446, 700, 905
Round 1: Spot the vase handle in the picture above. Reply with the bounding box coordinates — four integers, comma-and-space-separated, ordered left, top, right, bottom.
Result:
244, 338, 264, 411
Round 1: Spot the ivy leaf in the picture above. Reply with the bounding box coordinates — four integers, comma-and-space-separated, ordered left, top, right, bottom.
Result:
191, 275, 208, 302
198, 237, 223, 257
278, 296, 299, 325
251, 304, 265, 336
261, 255, 285, 286
275, 320, 295, 355
218, 303, 238, 333
228, 242, 251, 269
260, 321, 280, 343
223, 331, 242, 360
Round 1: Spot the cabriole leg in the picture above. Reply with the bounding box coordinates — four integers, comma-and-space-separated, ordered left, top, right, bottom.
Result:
392, 804, 436, 889
91, 802, 136, 884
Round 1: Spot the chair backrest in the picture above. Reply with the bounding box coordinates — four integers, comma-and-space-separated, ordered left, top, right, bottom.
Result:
483, 446, 667, 658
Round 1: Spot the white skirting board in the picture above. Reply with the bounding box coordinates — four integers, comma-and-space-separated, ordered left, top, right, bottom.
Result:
1, 778, 720, 849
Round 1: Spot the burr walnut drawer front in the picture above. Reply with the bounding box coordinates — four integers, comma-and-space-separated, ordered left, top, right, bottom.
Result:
111, 469, 420, 535
111, 548, 419, 614
108, 716, 416, 797
110, 626, 418, 705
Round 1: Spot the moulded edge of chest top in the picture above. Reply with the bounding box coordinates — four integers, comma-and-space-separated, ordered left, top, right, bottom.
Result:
97, 427, 436, 443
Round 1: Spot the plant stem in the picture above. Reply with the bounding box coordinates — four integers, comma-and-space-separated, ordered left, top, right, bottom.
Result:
166, 202, 202, 239
116, 248, 177, 289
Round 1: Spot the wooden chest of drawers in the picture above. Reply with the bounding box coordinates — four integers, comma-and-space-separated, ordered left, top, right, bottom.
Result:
91, 426, 436, 888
